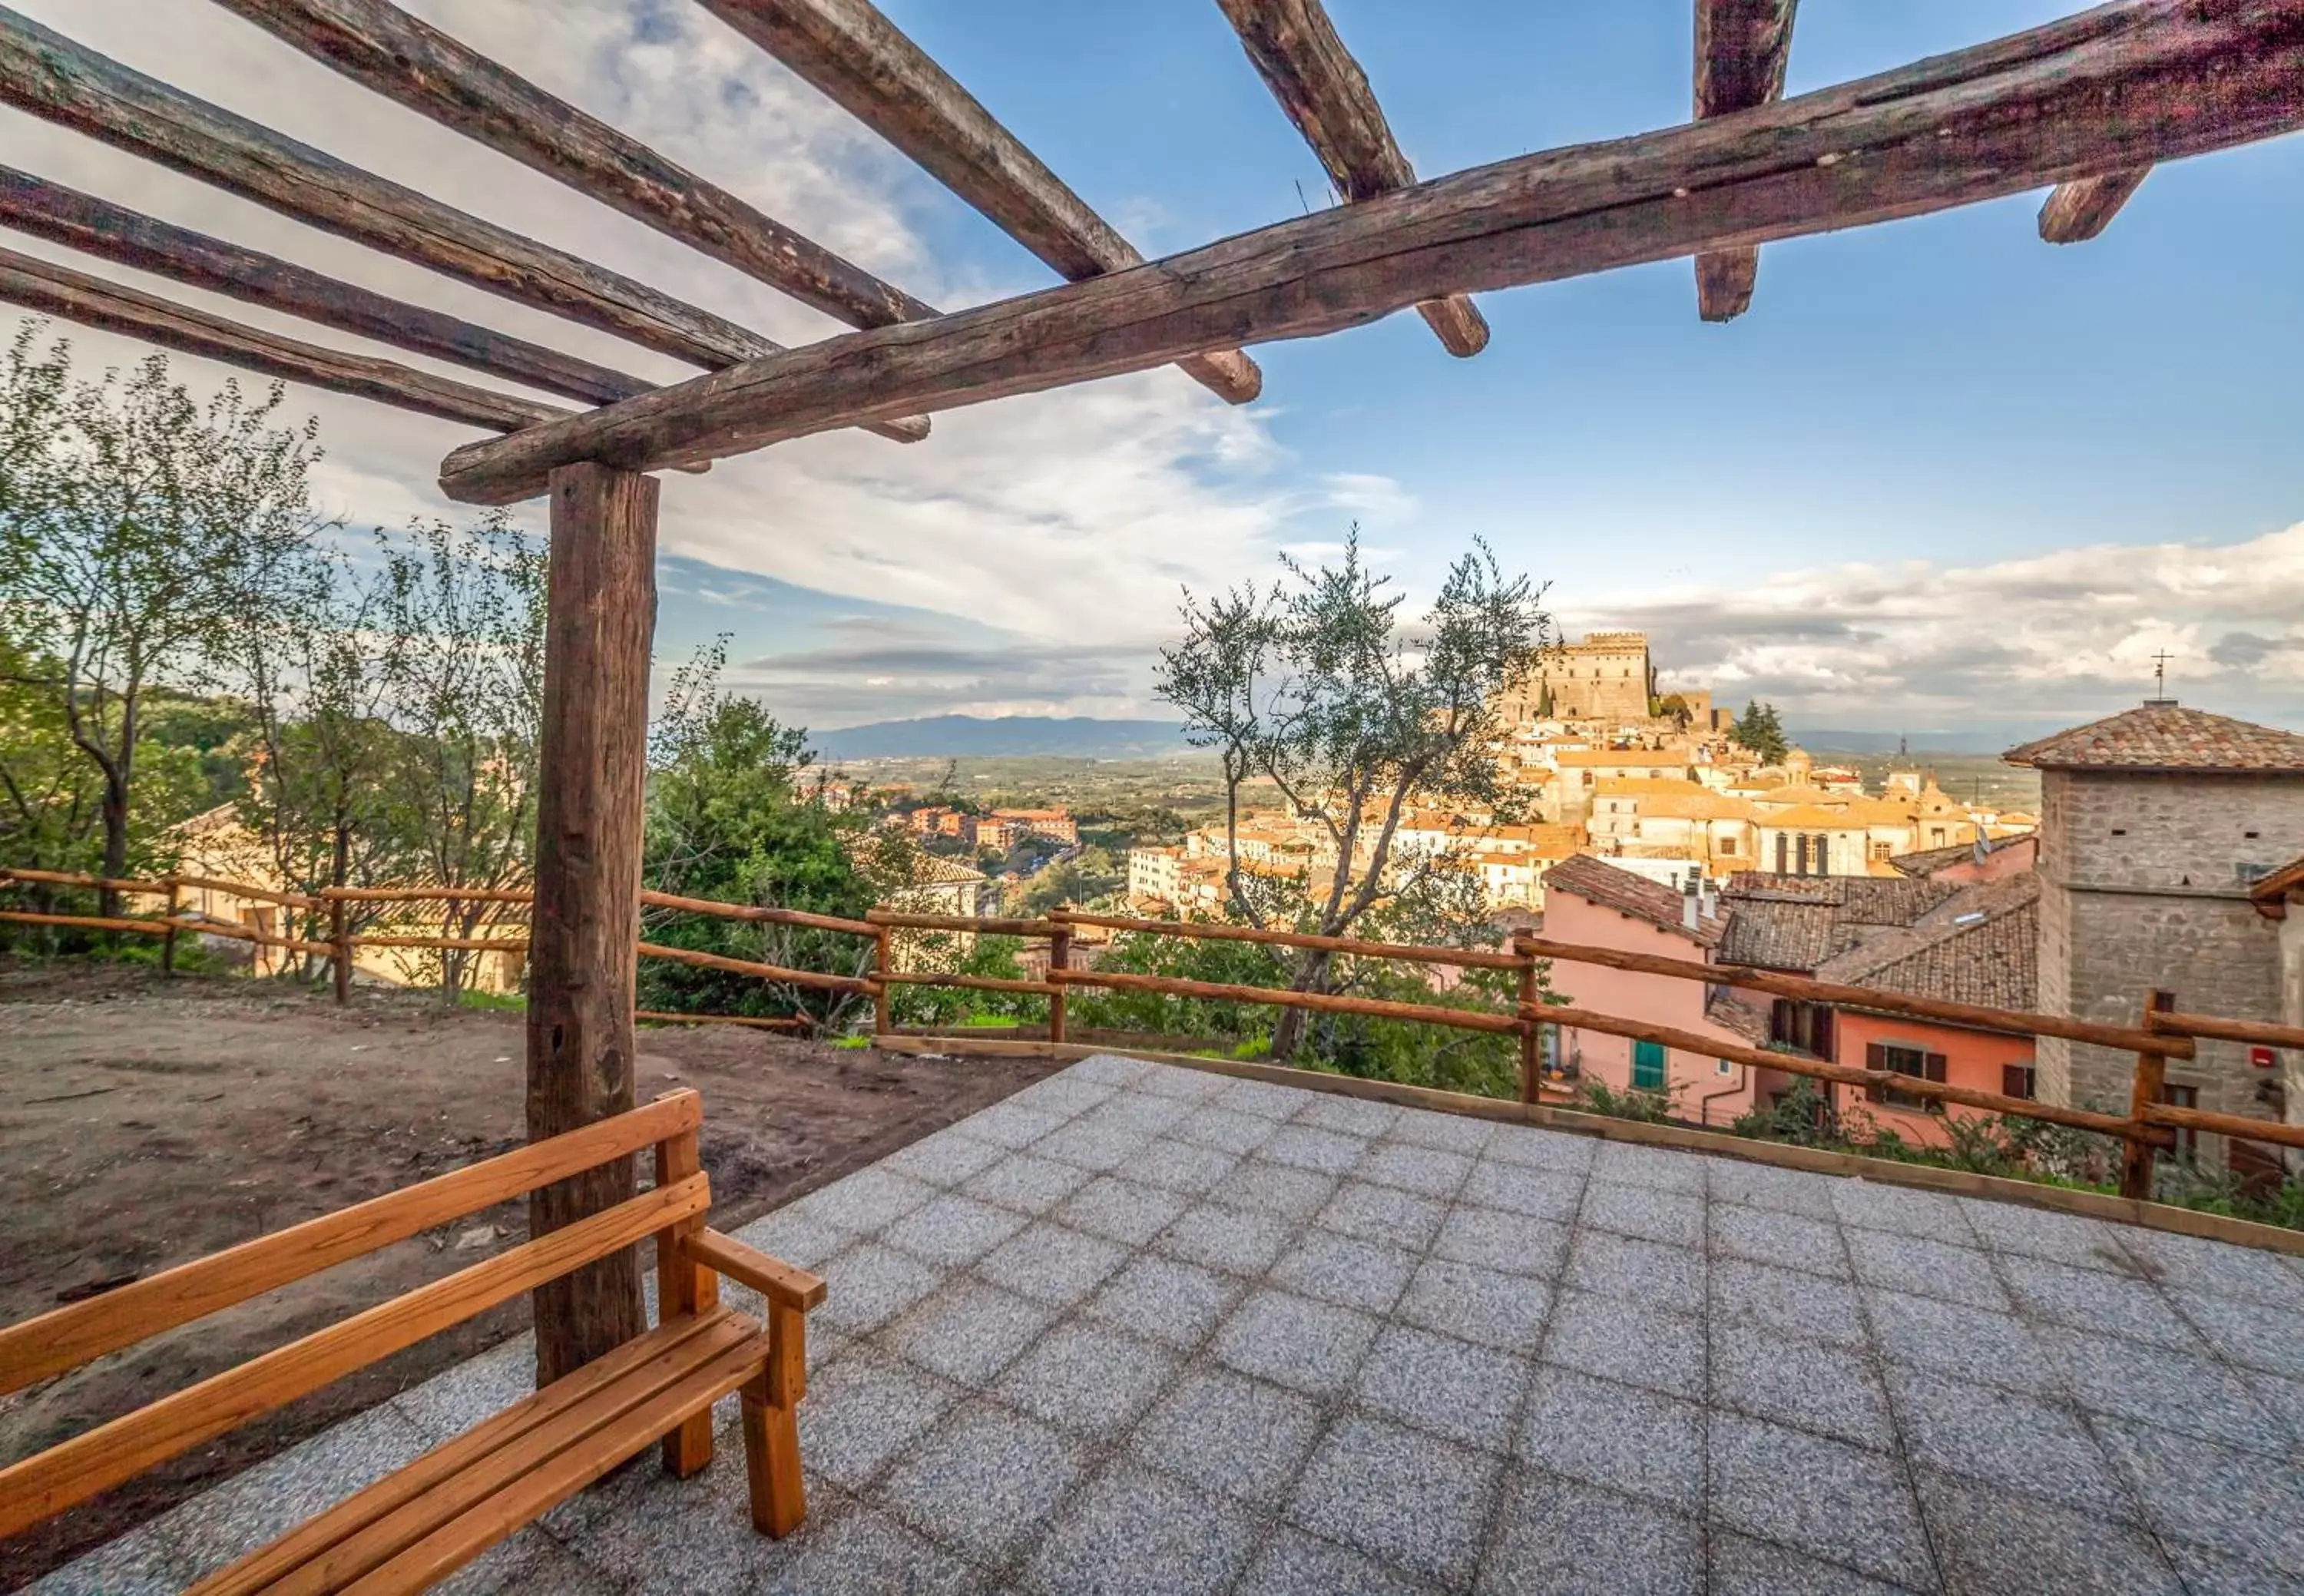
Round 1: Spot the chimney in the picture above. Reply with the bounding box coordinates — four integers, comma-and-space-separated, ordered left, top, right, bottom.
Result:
1681, 872, 1700, 932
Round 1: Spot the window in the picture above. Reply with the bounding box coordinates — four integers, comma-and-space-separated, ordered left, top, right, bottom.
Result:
2001, 1064, 2036, 1100
1871, 841, 1893, 861
1867, 1042, 1946, 1111
1769, 1000, 1835, 1059
1716, 1058, 1734, 1077
1775, 833, 1789, 873
1633, 1040, 1667, 1091
1719, 836, 1739, 856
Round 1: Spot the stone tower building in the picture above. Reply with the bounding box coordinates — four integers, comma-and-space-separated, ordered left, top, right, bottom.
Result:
2007, 702, 2304, 1155
1498, 631, 1653, 726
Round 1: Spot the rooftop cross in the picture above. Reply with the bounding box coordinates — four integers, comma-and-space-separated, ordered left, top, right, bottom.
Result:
2150, 649, 2176, 705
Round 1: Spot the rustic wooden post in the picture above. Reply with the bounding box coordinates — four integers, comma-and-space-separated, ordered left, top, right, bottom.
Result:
1047, 908, 1071, 1047
742, 1298, 808, 1535
328, 892, 350, 1005
528, 461, 658, 1385
2120, 988, 2177, 1202
160, 878, 180, 978
872, 925, 893, 1039
1515, 932, 1540, 1104
654, 1110, 717, 1477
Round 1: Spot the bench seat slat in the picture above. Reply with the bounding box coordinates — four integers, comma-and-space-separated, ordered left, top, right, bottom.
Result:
187, 1309, 749, 1596
341, 1334, 779, 1596
0, 1174, 710, 1540
0, 1090, 703, 1399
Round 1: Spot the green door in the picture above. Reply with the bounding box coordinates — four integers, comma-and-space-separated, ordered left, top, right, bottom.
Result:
1632, 1041, 1667, 1091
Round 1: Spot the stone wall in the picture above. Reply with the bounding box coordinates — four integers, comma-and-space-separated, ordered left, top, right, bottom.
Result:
2036, 769, 2304, 1148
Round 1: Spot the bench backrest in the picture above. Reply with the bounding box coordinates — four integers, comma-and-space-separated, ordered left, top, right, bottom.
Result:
0, 1089, 708, 1540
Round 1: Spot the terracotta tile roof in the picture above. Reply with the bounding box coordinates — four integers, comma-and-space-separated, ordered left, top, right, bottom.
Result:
1553, 749, 1690, 768
1811, 875, 2040, 1012
2004, 703, 2304, 773
1543, 854, 1725, 947
1714, 873, 1965, 972
1759, 804, 1869, 830
1704, 987, 1774, 1046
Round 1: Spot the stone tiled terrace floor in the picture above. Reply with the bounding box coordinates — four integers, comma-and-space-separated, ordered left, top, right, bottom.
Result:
39, 1056, 2304, 1595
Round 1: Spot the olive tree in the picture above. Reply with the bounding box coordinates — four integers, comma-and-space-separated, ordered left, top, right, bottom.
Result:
1156, 528, 1550, 1060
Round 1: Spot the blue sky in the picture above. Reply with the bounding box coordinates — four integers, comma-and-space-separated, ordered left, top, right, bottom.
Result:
8, 0, 2303, 737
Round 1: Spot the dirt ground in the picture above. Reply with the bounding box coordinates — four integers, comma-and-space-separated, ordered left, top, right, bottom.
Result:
0, 961, 1066, 1589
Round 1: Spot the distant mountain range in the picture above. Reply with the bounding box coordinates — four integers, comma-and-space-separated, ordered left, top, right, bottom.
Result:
812, 716, 1197, 760
1790, 727, 2064, 754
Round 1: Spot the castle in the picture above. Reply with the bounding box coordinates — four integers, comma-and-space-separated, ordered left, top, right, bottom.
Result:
1495, 631, 1655, 726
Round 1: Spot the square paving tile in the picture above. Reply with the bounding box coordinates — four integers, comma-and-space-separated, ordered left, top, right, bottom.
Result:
883, 1279, 1060, 1387
1708, 1204, 1848, 1278
1007, 1075, 1118, 1120
1705, 1529, 1914, 1595
1998, 1255, 2196, 1350
2039, 1324, 2288, 1454
1314, 1180, 1447, 1250
1399, 1258, 1554, 1353
1210, 1078, 1316, 1120
1293, 1093, 1402, 1137
1581, 1178, 1705, 1248
1135, 1062, 1232, 1101
793, 1167, 941, 1235
1081, 1091, 1195, 1139
1210, 1288, 1381, 1397
1036, 1118, 1157, 1174
1711, 1258, 1866, 1348
879, 1127, 1008, 1188
1592, 1141, 1706, 1193
1706, 1411, 1935, 1590
1157, 1201, 1298, 1277
1846, 1226, 2011, 1312
1711, 1322, 1894, 1449
813, 1243, 946, 1336
1915, 1466, 2181, 1596
1352, 1323, 1531, 1452
1828, 1178, 1968, 1240
1068, 1054, 1153, 1088
1479, 1471, 1701, 1596
1566, 1229, 1705, 1316
2114, 1228, 2304, 1309
1023, 1460, 1261, 1596
1862, 1285, 2062, 1396
973, 1222, 1129, 1309
1390, 1108, 1498, 1155
1432, 1206, 1570, 1278
2177, 1288, 2304, 1379
1260, 1124, 1372, 1176
1484, 1123, 1597, 1171
735, 1206, 868, 1273
881, 1195, 1030, 1270
1207, 1159, 1338, 1222
1543, 1290, 1705, 1401
951, 1100, 1072, 1151
1355, 1141, 1475, 1199
877, 1402, 1088, 1565
1269, 1230, 1419, 1313
1459, 1158, 1584, 1221
992, 1320, 1178, 1437
1130, 1369, 1324, 1512
1169, 1103, 1281, 1156
1084, 1254, 1242, 1350
1955, 1197, 2143, 1273
1288, 1413, 1503, 1588
1232, 1527, 1431, 1596
798, 1349, 965, 1491
1885, 1365, 2130, 1519
960, 1153, 1094, 1217
1055, 1176, 1193, 1247
1517, 1366, 1703, 1513
1706, 1159, 1839, 1220
2095, 1417, 2304, 1578
749, 1502, 987, 1595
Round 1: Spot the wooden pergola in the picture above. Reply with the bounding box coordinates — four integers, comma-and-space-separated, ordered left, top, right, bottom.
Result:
1, 0, 2297, 1379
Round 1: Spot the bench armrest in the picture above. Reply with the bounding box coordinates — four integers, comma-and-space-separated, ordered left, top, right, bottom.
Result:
680, 1229, 826, 1312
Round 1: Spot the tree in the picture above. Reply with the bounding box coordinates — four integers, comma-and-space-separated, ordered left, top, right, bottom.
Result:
0, 326, 327, 906
1650, 691, 1692, 729
1730, 700, 1789, 764
1156, 526, 1550, 1060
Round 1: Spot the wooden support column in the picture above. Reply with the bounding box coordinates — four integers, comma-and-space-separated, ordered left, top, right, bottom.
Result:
329, 894, 350, 1005
1047, 909, 1071, 1048
2039, 167, 2150, 243
528, 462, 660, 1385
160, 879, 180, 978
2120, 988, 2177, 1202
1693, 0, 1799, 322
872, 926, 894, 1040
1515, 933, 1540, 1104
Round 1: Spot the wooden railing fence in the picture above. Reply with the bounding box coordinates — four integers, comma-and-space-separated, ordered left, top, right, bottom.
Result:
9, 866, 2302, 1200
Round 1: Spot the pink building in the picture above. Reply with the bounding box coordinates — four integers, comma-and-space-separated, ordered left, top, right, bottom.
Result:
1539, 856, 1783, 1127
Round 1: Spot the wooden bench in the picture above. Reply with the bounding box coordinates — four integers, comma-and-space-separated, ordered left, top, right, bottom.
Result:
0, 1088, 823, 1593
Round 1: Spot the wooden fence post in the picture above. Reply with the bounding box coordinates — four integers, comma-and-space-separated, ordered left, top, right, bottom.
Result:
872, 925, 892, 1040
2120, 988, 2178, 1201
1515, 932, 1539, 1104
1047, 909, 1071, 1048
528, 461, 658, 1386
161, 879, 180, 977
329, 892, 350, 1005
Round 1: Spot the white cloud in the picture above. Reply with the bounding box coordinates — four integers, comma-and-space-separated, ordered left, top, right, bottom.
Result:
1585, 522, 2304, 732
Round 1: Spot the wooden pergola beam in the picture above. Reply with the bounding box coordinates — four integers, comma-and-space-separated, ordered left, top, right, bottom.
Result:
211, 0, 938, 332
439, 0, 2304, 506
1213, 0, 1488, 358
0, 243, 565, 432
0, 8, 926, 444
1693, 0, 1798, 321
693, 0, 1262, 406
2039, 166, 2150, 242
0, 167, 647, 406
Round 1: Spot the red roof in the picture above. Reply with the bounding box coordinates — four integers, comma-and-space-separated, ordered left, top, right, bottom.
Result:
2004, 703, 2304, 773
1543, 854, 1723, 948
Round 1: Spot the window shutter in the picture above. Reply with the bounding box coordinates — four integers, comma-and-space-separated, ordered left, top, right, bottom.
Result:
1865, 1041, 1885, 1105
2001, 1065, 2034, 1100
1924, 1051, 1948, 1084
